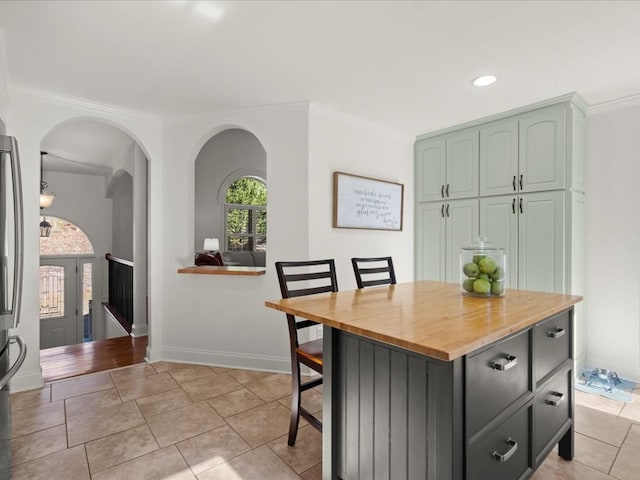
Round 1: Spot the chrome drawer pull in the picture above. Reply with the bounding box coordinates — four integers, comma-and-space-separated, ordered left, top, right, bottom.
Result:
547, 328, 565, 339
491, 354, 518, 371
492, 437, 518, 463
546, 391, 565, 406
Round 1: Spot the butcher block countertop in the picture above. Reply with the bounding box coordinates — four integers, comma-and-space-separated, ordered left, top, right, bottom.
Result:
265, 280, 582, 361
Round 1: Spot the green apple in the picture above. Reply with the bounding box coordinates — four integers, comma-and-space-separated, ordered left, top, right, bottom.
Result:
462, 278, 475, 292
478, 273, 490, 281
490, 266, 504, 281
463, 262, 480, 277
473, 278, 491, 294
478, 257, 497, 274
491, 281, 504, 296
473, 254, 486, 264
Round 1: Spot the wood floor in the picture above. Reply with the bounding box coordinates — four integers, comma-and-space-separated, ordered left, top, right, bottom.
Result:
40, 335, 148, 383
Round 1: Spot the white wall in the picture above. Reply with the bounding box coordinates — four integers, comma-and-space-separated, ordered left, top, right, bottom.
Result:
155, 104, 312, 371
585, 101, 640, 382
6, 88, 162, 391
154, 103, 414, 371
111, 171, 133, 259
308, 105, 414, 290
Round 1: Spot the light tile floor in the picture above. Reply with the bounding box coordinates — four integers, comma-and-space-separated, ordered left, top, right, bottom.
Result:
9, 362, 640, 479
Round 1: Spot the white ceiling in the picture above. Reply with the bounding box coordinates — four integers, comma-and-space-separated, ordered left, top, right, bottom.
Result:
2, 0, 640, 168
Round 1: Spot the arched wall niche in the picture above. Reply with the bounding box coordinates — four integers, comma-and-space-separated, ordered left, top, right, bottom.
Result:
193, 127, 267, 252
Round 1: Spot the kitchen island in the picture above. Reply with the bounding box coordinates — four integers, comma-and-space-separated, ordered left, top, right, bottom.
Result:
265, 281, 582, 480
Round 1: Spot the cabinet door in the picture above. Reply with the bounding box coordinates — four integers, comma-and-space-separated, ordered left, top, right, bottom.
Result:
480, 196, 518, 289
446, 129, 479, 199
445, 199, 479, 284
480, 119, 519, 197
415, 202, 446, 281
415, 138, 446, 202
519, 106, 566, 193
518, 191, 565, 293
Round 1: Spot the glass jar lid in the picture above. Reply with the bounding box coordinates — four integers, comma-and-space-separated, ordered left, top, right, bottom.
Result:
461, 235, 504, 252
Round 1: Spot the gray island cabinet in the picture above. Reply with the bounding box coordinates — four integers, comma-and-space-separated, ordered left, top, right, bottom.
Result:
265, 281, 582, 480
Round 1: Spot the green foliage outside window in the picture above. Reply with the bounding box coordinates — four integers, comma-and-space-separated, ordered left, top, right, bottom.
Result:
226, 178, 267, 252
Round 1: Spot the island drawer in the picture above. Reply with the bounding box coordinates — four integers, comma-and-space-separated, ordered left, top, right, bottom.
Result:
534, 310, 571, 384
533, 368, 572, 461
467, 405, 532, 480
467, 329, 531, 438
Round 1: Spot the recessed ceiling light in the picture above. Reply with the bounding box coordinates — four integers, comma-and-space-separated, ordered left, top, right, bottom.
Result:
472, 75, 497, 87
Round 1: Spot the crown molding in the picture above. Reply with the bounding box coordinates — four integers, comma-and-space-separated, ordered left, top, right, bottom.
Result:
416, 92, 586, 141
586, 93, 640, 116
8, 85, 161, 124
163, 100, 311, 122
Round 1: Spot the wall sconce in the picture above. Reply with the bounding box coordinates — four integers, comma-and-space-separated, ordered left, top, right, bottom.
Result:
203, 238, 220, 253
39, 151, 55, 209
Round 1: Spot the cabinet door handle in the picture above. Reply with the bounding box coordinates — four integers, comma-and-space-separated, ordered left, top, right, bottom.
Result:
445, 183, 450, 197
491, 354, 518, 371
519, 174, 523, 190
547, 328, 565, 339
512, 176, 516, 192
441, 184, 445, 199
546, 391, 566, 407
492, 438, 518, 463
519, 198, 523, 214
441, 204, 445, 218
512, 198, 516, 214
446, 203, 450, 217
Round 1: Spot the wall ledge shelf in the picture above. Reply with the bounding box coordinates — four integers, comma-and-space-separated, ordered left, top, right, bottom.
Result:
177, 265, 266, 276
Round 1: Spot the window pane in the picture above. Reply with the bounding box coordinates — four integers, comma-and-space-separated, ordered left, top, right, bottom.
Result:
227, 208, 249, 234
83, 263, 93, 342
227, 236, 252, 252
40, 266, 65, 319
40, 216, 94, 255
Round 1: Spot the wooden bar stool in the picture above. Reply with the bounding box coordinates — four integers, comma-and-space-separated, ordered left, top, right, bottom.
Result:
274, 259, 339, 446
351, 256, 396, 288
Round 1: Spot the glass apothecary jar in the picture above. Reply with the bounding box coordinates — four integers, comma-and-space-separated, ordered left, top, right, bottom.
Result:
460, 235, 506, 297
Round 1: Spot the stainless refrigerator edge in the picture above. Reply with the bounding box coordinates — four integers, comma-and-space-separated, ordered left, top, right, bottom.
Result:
0, 135, 27, 480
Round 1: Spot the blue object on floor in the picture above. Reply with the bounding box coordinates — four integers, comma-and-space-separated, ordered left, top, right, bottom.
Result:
576, 368, 636, 402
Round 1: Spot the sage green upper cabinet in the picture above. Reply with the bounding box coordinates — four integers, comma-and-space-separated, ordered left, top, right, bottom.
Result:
479, 119, 519, 196
519, 106, 566, 193
415, 129, 478, 202
480, 106, 566, 196
415, 137, 446, 202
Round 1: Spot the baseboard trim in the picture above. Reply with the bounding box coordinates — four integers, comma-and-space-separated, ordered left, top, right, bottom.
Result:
147, 345, 291, 374
131, 323, 148, 337
10, 367, 44, 393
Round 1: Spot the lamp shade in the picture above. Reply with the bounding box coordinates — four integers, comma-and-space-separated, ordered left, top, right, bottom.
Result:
39, 193, 55, 209
203, 238, 220, 252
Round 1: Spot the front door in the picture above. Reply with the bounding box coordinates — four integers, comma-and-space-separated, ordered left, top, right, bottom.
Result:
40, 258, 79, 349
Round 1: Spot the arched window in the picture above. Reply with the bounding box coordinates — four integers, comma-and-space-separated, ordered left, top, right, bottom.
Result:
39, 216, 94, 255
224, 177, 267, 252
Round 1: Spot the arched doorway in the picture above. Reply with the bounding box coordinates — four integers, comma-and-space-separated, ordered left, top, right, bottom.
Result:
39, 216, 95, 349
39, 118, 150, 347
